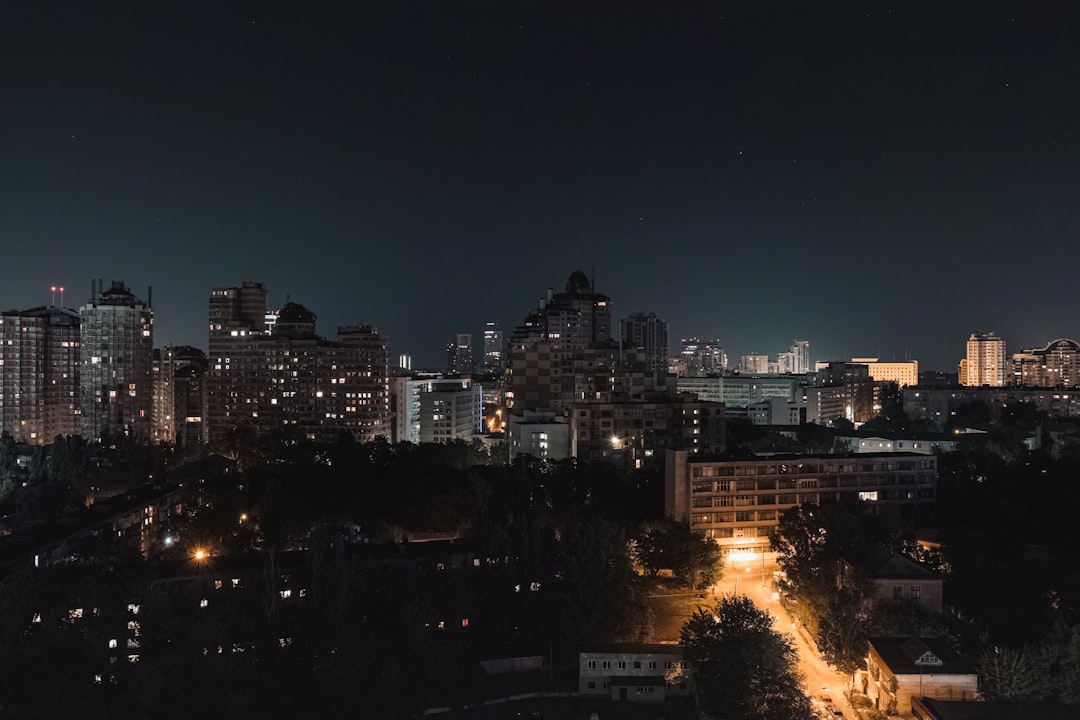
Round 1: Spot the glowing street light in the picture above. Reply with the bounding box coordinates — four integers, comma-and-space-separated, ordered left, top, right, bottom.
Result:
192, 548, 209, 563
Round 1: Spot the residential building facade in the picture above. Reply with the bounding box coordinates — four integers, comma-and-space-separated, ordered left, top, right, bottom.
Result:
579, 644, 692, 702
666, 451, 937, 558
0, 305, 80, 444
78, 281, 154, 443
962, 332, 1006, 387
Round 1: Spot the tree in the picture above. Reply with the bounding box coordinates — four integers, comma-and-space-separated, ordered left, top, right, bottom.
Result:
681, 594, 812, 720
634, 518, 723, 589
978, 644, 1051, 702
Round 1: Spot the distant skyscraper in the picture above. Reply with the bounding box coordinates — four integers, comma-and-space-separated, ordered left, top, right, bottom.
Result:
79, 280, 154, 442
963, 332, 1006, 387
791, 339, 810, 374
207, 281, 268, 445
482, 322, 504, 373
0, 304, 80, 444
620, 312, 669, 374
446, 333, 474, 375
679, 338, 726, 375
740, 354, 769, 374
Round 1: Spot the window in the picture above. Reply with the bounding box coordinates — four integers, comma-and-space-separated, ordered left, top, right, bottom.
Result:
633, 661, 641, 669
893, 585, 903, 599
588, 681, 596, 689
602, 661, 611, 669
587, 660, 596, 669
911, 586, 921, 599
618, 661, 626, 669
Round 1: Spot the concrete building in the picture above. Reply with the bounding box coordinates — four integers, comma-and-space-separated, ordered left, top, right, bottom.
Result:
748, 397, 807, 426
851, 358, 920, 387
207, 283, 390, 445
666, 451, 936, 558
508, 409, 571, 460
791, 339, 810, 374
572, 396, 724, 465
151, 346, 207, 445
962, 332, 1006, 387
859, 637, 977, 716
393, 374, 483, 444
0, 305, 80, 444
678, 338, 726, 376
1010, 337, 1080, 388
418, 378, 482, 444
578, 644, 692, 701
903, 385, 1080, 428
739, 354, 769, 374
79, 281, 154, 443
676, 375, 800, 408
620, 312, 669, 375
509, 270, 612, 354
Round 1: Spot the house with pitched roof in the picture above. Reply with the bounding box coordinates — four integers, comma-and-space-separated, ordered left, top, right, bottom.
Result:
859, 637, 978, 715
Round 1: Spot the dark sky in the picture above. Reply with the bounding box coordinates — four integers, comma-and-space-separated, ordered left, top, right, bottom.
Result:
2, 2, 1078, 370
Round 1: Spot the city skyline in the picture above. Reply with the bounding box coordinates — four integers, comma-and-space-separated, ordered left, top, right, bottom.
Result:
3, 3, 1079, 369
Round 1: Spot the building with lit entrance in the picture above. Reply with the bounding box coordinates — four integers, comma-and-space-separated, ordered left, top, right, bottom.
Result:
665, 450, 936, 559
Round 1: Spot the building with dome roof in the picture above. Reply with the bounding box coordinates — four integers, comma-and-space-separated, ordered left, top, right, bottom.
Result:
1010, 338, 1080, 388
207, 282, 390, 446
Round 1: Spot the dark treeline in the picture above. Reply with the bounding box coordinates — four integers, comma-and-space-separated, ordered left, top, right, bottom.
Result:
0, 436, 669, 719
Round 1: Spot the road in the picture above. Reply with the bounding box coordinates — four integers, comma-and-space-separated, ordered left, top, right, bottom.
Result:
712, 554, 855, 719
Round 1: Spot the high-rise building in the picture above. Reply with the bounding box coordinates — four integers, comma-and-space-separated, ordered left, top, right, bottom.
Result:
446, 333, 474, 375
963, 332, 1006, 387
207, 281, 268, 446
152, 346, 207, 445
509, 271, 612, 353
791, 340, 810, 374
207, 282, 390, 445
679, 338, 726, 376
620, 312, 669, 375
1010, 338, 1080, 388
79, 281, 154, 442
739, 354, 770, 374
0, 305, 81, 444
481, 322, 504, 374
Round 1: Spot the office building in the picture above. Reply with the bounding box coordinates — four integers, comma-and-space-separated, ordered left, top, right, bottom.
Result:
962, 332, 1006, 387
79, 281, 154, 442
0, 305, 80, 443
446, 333, 474, 375
393, 374, 481, 444
850, 358, 920, 387
481, 322, 504, 374
791, 339, 810, 374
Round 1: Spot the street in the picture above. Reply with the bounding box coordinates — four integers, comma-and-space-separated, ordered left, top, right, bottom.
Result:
712, 554, 853, 719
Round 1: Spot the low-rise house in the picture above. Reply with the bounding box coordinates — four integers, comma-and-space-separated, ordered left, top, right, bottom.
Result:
859, 637, 978, 715
579, 643, 692, 702
842, 546, 944, 614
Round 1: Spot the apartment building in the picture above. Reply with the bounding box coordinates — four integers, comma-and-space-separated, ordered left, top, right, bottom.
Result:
666, 451, 936, 557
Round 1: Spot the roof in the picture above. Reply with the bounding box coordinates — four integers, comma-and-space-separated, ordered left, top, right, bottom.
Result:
582, 643, 682, 656
916, 697, 1077, 720
857, 547, 936, 580
868, 637, 975, 676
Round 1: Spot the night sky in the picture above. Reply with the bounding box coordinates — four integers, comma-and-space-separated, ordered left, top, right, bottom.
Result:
2, 2, 1078, 370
